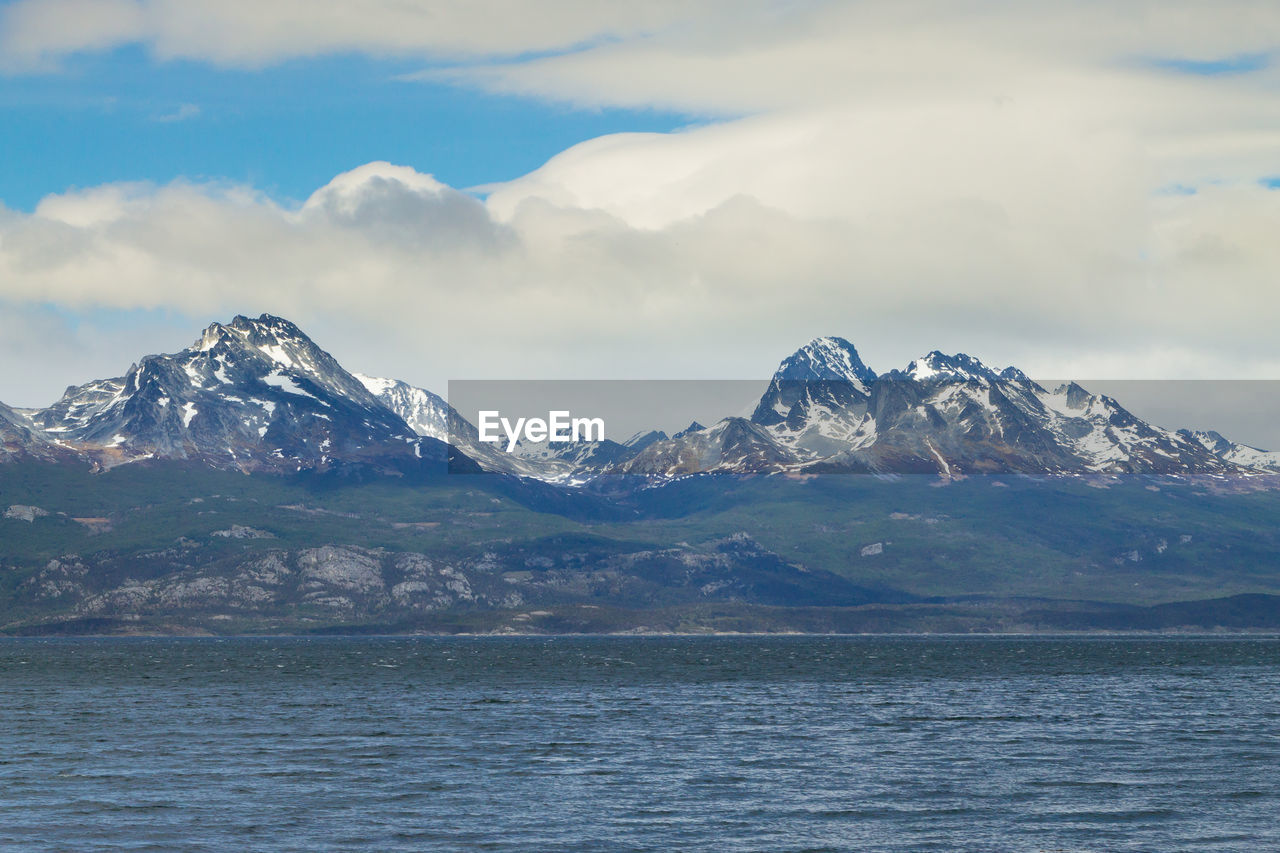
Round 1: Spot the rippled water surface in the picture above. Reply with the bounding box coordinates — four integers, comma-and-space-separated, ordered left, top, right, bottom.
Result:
2, 636, 1278, 851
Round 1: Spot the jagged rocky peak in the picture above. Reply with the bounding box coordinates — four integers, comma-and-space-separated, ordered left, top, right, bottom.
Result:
200, 313, 403, 406
196, 313, 304, 358
196, 313, 309, 355
1047, 381, 1094, 410
184, 313, 374, 401
673, 421, 706, 439
998, 365, 1038, 387
624, 429, 669, 450
26, 312, 429, 472
775, 336, 877, 385
753, 336, 877, 426
904, 351, 999, 383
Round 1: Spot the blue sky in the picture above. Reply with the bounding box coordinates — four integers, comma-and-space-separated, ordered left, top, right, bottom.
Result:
0, 46, 693, 211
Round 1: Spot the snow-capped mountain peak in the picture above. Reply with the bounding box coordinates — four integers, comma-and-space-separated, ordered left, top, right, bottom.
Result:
179, 314, 383, 406
28, 314, 422, 471
752, 337, 877, 428
775, 336, 877, 385
624, 429, 669, 449
905, 351, 997, 383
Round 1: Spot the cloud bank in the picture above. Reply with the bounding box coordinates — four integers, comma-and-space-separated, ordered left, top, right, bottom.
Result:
1, 1, 1279, 404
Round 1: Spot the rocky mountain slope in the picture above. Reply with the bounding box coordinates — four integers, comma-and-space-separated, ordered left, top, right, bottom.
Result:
353, 372, 616, 483
14, 532, 895, 631
1, 401, 76, 463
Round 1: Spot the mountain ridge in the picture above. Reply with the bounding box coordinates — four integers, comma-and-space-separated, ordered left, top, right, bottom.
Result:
4, 318, 1279, 483
614, 339, 1280, 480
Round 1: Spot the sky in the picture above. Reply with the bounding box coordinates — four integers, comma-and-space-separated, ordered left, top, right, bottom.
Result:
1, 0, 1279, 419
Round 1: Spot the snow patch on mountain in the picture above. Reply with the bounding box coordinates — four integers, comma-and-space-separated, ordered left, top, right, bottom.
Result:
1183, 430, 1280, 473
355, 374, 450, 442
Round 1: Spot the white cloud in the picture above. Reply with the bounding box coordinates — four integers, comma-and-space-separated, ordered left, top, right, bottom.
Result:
2, 1, 1280, 402
424, 3, 1280, 115
3, 158, 1280, 412
0, 0, 713, 69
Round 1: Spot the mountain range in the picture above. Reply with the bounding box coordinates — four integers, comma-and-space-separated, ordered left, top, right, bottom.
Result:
615, 339, 1280, 479
3, 315, 1277, 483
4, 314, 1280, 635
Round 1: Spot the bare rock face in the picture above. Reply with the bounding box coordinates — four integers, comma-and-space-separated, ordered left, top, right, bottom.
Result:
211, 525, 275, 539
24, 544, 497, 623
5, 528, 912, 631
70, 550, 300, 616
296, 540, 386, 607
228, 553, 294, 606
23, 557, 89, 601
389, 554, 476, 611
5, 505, 49, 523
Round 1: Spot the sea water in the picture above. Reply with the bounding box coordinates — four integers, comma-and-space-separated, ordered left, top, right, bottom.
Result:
1, 636, 1277, 852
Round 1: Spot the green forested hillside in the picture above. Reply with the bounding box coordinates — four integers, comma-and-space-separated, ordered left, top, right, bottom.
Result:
3, 462, 1279, 634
